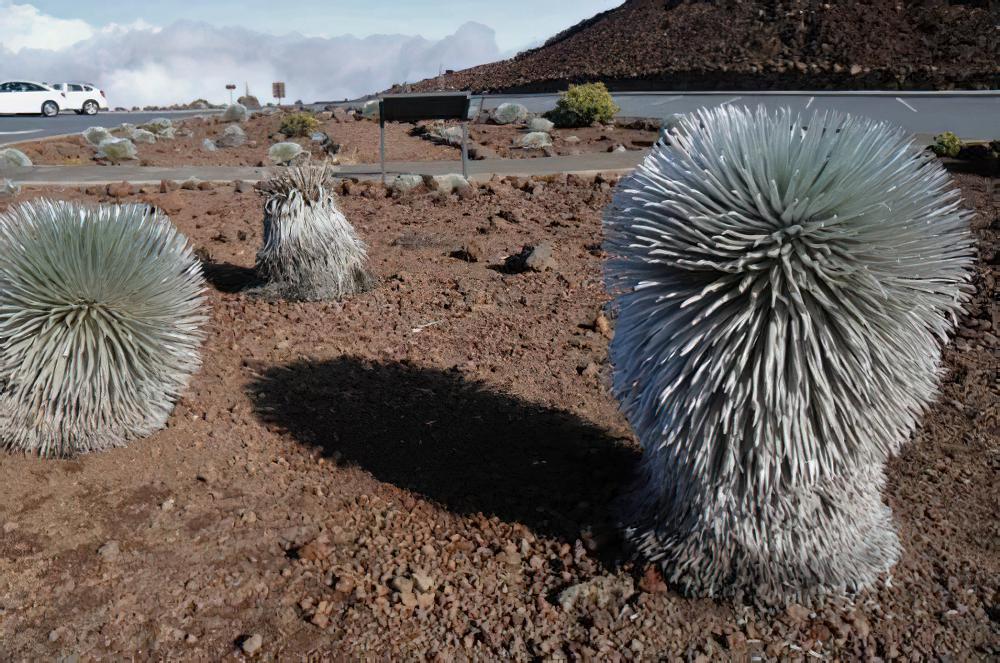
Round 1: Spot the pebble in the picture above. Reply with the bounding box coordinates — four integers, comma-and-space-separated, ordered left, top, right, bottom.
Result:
97, 540, 121, 561
241, 633, 263, 655
412, 572, 435, 593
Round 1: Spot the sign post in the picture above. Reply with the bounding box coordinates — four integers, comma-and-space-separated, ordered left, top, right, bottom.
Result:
225, 83, 236, 105
378, 92, 472, 184
272, 81, 286, 106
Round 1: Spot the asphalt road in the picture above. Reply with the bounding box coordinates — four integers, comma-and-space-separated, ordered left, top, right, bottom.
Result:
468, 91, 999, 140
0, 110, 220, 146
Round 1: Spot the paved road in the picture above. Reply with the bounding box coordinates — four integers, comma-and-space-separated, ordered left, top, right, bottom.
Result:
0, 110, 220, 146
0, 150, 646, 186
318, 91, 999, 141
471, 91, 999, 140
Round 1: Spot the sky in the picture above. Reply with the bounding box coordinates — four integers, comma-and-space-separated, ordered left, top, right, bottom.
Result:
0, 1, 622, 106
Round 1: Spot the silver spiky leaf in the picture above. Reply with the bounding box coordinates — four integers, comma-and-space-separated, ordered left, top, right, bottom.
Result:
604, 106, 974, 603
0, 200, 207, 457
253, 165, 373, 301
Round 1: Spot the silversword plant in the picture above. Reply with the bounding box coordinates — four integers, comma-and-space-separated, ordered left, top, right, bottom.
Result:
604, 106, 974, 602
252, 165, 373, 301
0, 200, 207, 456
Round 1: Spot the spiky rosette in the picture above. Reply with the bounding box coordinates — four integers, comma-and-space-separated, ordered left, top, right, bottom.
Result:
604, 106, 974, 602
252, 165, 373, 301
0, 200, 207, 457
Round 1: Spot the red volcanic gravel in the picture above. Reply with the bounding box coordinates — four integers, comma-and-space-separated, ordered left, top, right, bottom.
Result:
0, 171, 997, 659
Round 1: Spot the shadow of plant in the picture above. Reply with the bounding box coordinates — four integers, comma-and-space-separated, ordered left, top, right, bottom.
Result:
248, 356, 638, 548
200, 260, 258, 293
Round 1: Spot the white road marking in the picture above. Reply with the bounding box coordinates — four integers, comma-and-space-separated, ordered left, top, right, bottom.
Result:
805, 96, 815, 109
896, 97, 918, 113
718, 96, 742, 107
651, 95, 683, 107
0, 129, 43, 136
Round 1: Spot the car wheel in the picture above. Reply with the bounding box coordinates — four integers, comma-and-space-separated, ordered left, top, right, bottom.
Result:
82, 101, 98, 115
41, 101, 59, 117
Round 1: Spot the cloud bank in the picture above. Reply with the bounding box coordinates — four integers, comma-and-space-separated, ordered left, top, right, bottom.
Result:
0, 2, 501, 107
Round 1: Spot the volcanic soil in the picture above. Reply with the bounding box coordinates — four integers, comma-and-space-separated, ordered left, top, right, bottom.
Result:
0, 171, 996, 660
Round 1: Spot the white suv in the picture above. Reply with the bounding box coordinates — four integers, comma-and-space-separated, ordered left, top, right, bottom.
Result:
47, 82, 108, 115
0, 80, 65, 117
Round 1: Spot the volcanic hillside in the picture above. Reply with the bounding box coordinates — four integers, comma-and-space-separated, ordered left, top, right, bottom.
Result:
403, 0, 999, 93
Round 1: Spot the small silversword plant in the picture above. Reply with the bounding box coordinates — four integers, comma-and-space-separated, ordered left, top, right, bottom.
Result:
252, 165, 373, 301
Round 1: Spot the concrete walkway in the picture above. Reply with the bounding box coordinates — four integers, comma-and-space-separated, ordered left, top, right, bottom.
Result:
0, 150, 647, 186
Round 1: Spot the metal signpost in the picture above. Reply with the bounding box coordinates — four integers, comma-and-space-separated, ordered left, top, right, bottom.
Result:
272, 81, 286, 106
378, 92, 472, 184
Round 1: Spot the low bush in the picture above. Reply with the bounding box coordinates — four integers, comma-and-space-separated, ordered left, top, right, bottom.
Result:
930, 131, 962, 158
544, 82, 619, 128
280, 112, 321, 138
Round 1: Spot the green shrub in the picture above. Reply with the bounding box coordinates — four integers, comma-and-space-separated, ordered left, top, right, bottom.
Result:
930, 131, 962, 158
280, 112, 321, 138
544, 82, 620, 128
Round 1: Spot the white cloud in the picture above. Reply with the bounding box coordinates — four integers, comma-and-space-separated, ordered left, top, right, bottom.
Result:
0, 4, 500, 107
0, 1, 95, 52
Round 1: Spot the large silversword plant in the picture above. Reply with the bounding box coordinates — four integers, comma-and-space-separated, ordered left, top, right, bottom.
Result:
603, 106, 974, 603
253, 165, 374, 301
0, 200, 207, 457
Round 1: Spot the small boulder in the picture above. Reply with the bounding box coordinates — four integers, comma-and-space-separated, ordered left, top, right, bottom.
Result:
0, 148, 32, 168
241, 633, 263, 655
517, 132, 553, 149
131, 128, 157, 144
528, 117, 555, 133
106, 181, 135, 198
267, 141, 303, 165
201, 138, 217, 152
97, 540, 121, 561
491, 102, 528, 125
141, 117, 173, 135
432, 173, 471, 195
216, 124, 247, 148
391, 174, 424, 195
82, 126, 113, 146
452, 239, 483, 263
96, 138, 137, 162
504, 242, 556, 273
221, 103, 249, 123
